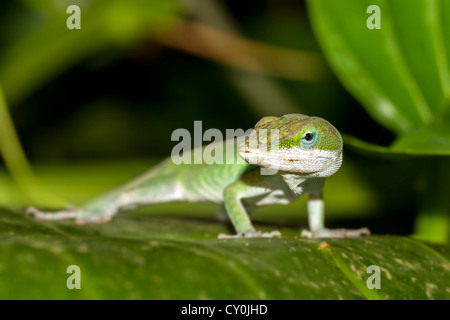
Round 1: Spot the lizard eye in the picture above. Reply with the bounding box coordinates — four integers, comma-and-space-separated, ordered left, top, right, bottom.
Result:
300, 130, 317, 148
302, 131, 316, 143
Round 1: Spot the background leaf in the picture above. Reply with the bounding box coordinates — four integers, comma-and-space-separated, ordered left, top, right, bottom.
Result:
307, 0, 450, 243
307, 0, 450, 136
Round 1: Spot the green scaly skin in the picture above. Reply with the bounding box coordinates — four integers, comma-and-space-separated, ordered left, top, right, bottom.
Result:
26, 114, 370, 238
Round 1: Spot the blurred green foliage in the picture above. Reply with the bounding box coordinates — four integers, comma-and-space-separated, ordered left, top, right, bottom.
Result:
308, 0, 450, 242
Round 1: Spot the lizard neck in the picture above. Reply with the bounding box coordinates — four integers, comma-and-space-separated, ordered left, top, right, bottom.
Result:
279, 172, 326, 196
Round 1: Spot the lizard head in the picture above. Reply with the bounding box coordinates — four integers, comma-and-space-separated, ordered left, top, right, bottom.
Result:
238, 113, 343, 177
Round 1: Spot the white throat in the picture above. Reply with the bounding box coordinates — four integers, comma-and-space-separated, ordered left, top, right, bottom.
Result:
280, 173, 326, 196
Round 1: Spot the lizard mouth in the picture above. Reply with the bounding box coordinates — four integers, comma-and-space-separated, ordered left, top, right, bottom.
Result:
239, 146, 334, 161
238, 144, 342, 176
241, 149, 331, 161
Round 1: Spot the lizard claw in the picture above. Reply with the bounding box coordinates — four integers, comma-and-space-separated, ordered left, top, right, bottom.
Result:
301, 227, 371, 238
218, 230, 282, 239
260, 230, 282, 238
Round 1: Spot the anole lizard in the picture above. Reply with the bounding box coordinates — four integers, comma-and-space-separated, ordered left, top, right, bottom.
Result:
26, 113, 370, 238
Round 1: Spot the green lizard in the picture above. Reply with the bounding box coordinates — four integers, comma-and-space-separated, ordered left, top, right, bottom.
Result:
26, 113, 370, 238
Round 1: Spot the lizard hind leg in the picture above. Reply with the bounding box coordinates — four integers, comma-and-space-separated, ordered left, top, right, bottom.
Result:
25, 159, 186, 224
25, 190, 126, 224
25, 205, 113, 224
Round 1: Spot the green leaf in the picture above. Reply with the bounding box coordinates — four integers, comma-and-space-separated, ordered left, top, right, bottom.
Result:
307, 0, 450, 135
391, 119, 450, 152
307, 0, 450, 243
0, 207, 449, 299
342, 133, 450, 158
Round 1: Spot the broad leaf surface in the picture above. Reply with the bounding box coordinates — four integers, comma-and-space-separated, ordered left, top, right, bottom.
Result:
0, 207, 449, 299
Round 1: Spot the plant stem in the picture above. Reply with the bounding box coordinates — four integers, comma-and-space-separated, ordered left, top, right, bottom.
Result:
0, 85, 65, 207
414, 158, 450, 243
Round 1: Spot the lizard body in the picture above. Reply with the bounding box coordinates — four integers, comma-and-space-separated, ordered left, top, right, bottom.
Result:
27, 114, 370, 238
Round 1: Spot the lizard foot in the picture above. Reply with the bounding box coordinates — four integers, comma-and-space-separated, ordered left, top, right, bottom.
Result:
26, 205, 80, 220
218, 230, 282, 239
301, 227, 371, 239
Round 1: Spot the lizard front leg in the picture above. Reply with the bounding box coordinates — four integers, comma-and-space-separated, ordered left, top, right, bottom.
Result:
301, 193, 371, 238
218, 181, 281, 239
